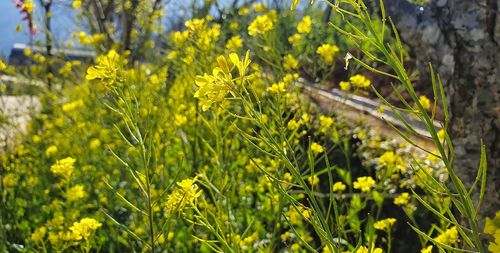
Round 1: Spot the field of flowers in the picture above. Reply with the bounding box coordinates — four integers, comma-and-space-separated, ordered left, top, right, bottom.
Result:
0, 0, 498, 252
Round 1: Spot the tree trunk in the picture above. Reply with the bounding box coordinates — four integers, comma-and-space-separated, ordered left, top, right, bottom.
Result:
384, 0, 500, 220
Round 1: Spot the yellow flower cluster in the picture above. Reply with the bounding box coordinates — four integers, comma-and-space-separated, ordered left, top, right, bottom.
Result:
319, 115, 334, 133
194, 52, 251, 111
434, 226, 459, 245
353, 176, 375, 192
316, 43, 340, 64
349, 74, 371, 88
394, 192, 410, 206
69, 218, 102, 241
311, 142, 325, 155
379, 151, 405, 172
72, 0, 81, 9
62, 99, 84, 113
332, 182, 346, 192
226, 35, 243, 52
22, 0, 36, 14
66, 184, 87, 202
288, 33, 302, 46
86, 49, 125, 87
418, 95, 431, 110
165, 177, 203, 217
248, 15, 274, 36
267, 73, 299, 94
283, 54, 299, 70
485, 212, 500, 253
374, 218, 396, 231
297, 16, 312, 34
0, 59, 6, 71
50, 157, 76, 179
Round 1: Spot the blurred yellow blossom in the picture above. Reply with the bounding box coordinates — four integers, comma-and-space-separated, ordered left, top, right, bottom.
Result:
283, 54, 299, 70
297, 16, 312, 34
340, 81, 350, 91
248, 15, 274, 36
349, 74, 371, 88
226, 35, 243, 52
69, 218, 102, 241
50, 157, 76, 179
288, 33, 302, 46
31, 226, 47, 243
316, 44, 339, 64
332, 182, 346, 192
45, 145, 58, 157
434, 226, 459, 245
86, 49, 124, 87
311, 142, 324, 154
353, 176, 375, 192
308, 175, 319, 186
66, 184, 87, 201
418, 95, 431, 110
89, 139, 101, 150
72, 0, 81, 8
374, 218, 396, 230
165, 177, 202, 216
394, 192, 410, 206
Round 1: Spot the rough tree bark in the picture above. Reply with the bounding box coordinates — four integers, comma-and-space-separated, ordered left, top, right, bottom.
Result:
384, 0, 500, 221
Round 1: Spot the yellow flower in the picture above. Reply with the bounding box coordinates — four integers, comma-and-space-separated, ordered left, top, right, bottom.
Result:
319, 115, 334, 133
31, 226, 47, 243
353, 176, 375, 192
69, 218, 102, 241
287, 119, 301, 130
488, 230, 500, 253
229, 22, 239, 31
267, 82, 286, 94
62, 99, 84, 112
421, 246, 433, 253
288, 33, 302, 46
484, 211, 500, 235
45, 145, 58, 157
379, 151, 405, 172
316, 44, 340, 64
86, 49, 124, 87
434, 226, 459, 245
23, 47, 32, 57
248, 15, 274, 36
349, 74, 371, 88
22, 0, 36, 14
226, 35, 243, 52
418, 95, 431, 110
66, 184, 87, 202
308, 175, 319, 186
253, 3, 267, 12
185, 18, 205, 32
50, 157, 76, 179
165, 177, 203, 217
72, 0, 81, 8
171, 31, 189, 46
174, 114, 188, 126
297, 16, 312, 34
3, 173, 18, 188
437, 129, 446, 142
374, 218, 397, 231
332, 182, 346, 192
0, 59, 6, 71
339, 81, 351, 91
311, 142, 325, 155
238, 7, 250, 16
394, 192, 410, 206
89, 139, 101, 150
283, 54, 299, 70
